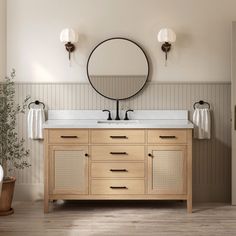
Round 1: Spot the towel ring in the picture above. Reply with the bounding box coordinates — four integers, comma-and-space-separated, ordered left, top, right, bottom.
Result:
28, 100, 45, 109
193, 100, 210, 110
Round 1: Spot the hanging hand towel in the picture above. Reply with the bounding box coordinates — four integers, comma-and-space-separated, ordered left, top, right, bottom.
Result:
193, 108, 211, 139
28, 108, 45, 140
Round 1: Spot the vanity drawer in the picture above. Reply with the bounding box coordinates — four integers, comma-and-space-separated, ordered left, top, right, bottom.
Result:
48, 129, 89, 144
91, 179, 144, 194
91, 146, 144, 161
91, 162, 144, 178
148, 130, 187, 144
91, 130, 145, 144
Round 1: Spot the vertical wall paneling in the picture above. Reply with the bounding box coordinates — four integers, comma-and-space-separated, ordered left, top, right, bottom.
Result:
15, 82, 231, 202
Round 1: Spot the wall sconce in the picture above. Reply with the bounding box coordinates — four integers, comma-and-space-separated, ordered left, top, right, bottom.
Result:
157, 28, 176, 65
60, 28, 78, 60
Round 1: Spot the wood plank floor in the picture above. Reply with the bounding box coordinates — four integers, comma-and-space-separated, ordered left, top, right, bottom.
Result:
0, 201, 236, 236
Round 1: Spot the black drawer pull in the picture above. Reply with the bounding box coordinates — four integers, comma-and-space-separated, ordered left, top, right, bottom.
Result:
159, 135, 176, 139
110, 152, 127, 155
110, 169, 128, 172
110, 186, 128, 189
110, 136, 128, 139
60, 135, 78, 138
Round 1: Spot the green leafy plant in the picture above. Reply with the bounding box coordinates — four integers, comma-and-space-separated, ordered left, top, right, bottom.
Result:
0, 69, 31, 177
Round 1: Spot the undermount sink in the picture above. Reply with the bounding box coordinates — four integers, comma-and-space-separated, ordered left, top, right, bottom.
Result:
97, 120, 140, 124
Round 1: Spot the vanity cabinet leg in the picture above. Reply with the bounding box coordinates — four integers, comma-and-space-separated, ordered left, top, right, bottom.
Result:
187, 199, 192, 213
187, 130, 192, 213
44, 197, 49, 213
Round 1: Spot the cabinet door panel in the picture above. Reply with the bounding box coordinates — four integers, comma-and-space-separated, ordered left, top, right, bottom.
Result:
148, 146, 186, 194
49, 146, 88, 194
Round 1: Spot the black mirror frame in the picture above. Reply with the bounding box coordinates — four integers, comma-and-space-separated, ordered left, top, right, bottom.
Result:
86, 37, 150, 101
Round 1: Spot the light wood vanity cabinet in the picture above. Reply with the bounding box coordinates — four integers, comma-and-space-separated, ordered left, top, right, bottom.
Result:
44, 128, 192, 213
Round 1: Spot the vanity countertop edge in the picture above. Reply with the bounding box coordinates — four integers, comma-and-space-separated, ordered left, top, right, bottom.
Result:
43, 120, 194, 129
43, 110, 194, 129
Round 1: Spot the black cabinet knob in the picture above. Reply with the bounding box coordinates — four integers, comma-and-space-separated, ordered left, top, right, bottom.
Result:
148, 153, 152, 157
85, 153, 89, 157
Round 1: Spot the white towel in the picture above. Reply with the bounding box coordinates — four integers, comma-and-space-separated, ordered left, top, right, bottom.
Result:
193, 108, 211, 139
28, 108, 45, 140
0, 165, 3, 197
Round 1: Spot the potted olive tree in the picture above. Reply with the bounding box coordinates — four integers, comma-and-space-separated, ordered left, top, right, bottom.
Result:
0, 70, 30, 216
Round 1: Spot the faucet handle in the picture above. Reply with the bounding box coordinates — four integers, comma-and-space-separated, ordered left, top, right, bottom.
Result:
124, 109, 134, 120
102, 109, 112, 120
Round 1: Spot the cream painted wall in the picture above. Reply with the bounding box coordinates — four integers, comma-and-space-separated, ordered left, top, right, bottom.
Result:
0, 0, 6, 78
6, 0, 236, 83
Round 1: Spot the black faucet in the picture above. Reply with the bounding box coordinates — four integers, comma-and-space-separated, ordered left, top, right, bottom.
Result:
124, 109, 134, 120
115, 100, 120, 120
102, 109, 112, 120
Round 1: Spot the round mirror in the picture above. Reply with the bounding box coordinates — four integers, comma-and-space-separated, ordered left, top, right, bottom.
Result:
87, 38, 149, 100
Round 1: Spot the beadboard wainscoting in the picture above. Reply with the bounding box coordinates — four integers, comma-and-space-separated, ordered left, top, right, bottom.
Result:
14, 82, 231, 202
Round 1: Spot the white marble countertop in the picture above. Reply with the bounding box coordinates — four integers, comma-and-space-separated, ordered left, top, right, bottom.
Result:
43, 110, 194, 129
43, 119, 194, 129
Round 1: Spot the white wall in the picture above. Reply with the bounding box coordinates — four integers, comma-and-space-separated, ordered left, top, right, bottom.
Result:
0, 0, 6, 79
6, 0, 236, 83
